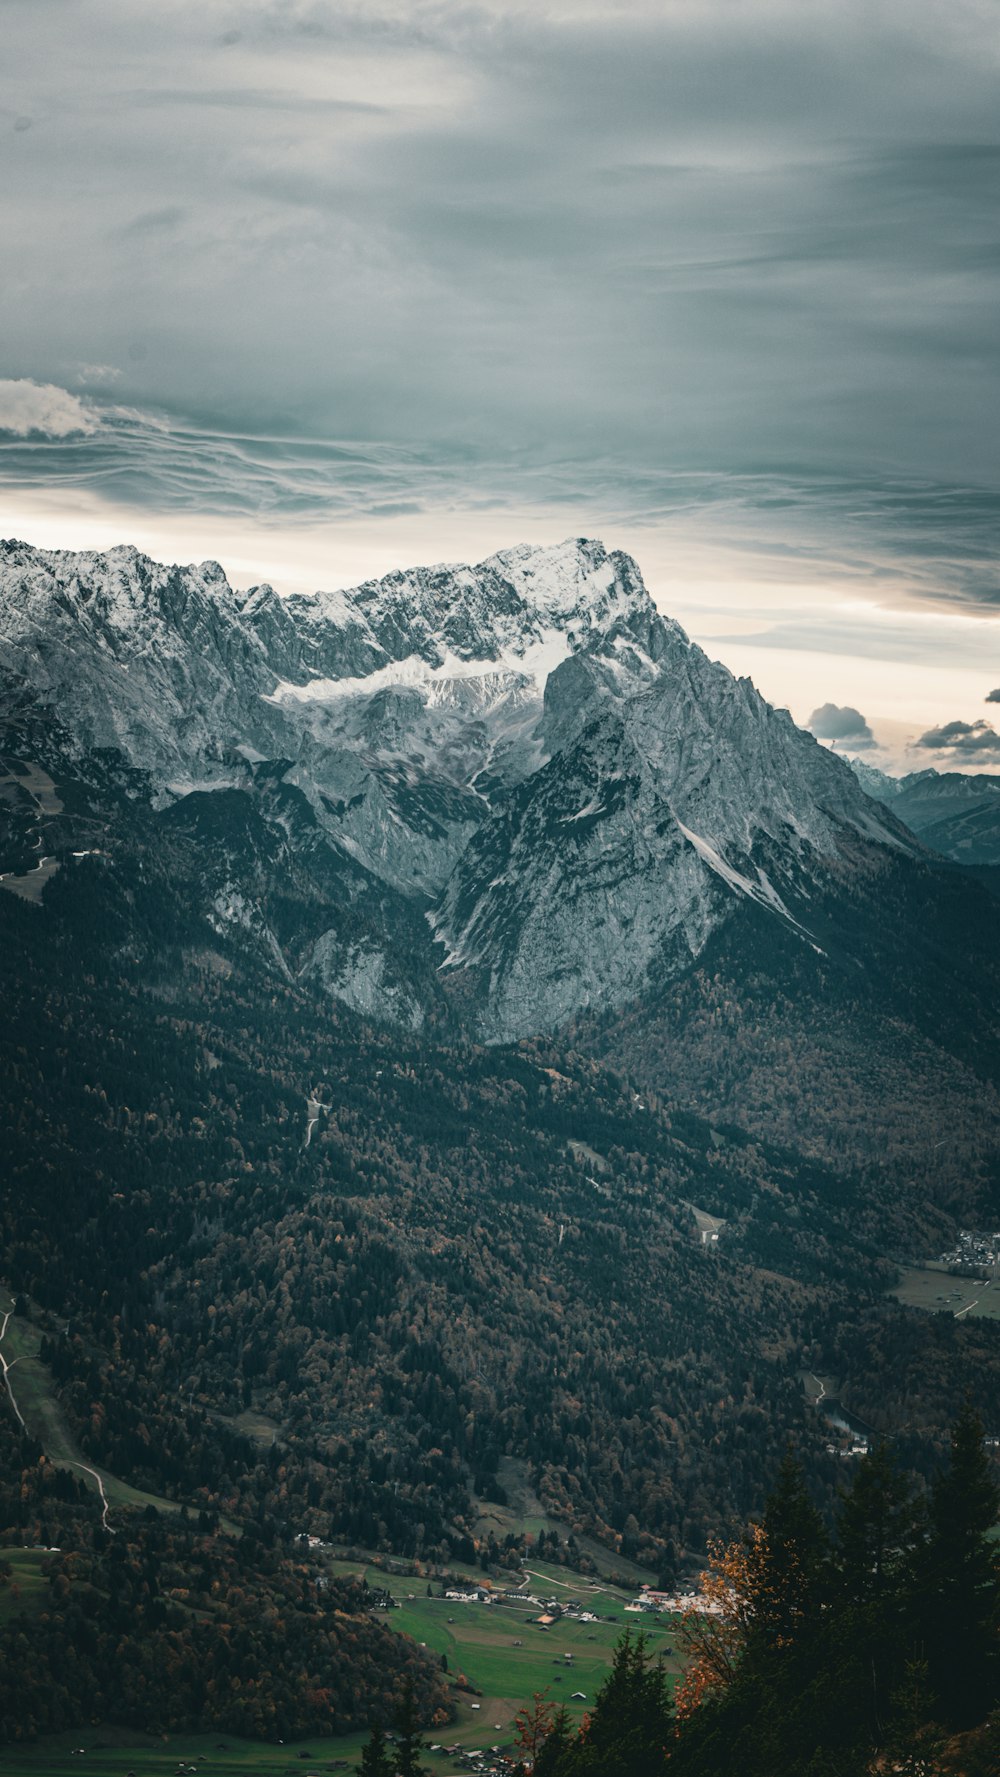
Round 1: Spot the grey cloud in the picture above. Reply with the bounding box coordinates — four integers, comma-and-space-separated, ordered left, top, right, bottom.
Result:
126, 87, 387, 116
75, 363, 122, 385
916, 719, 1000, 756
986, 689, 1000, 704
0, 0, 998, 601
808, 703, 873, 742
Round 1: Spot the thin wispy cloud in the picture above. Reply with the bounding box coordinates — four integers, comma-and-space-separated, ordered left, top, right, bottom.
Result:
1, 395, 997, 623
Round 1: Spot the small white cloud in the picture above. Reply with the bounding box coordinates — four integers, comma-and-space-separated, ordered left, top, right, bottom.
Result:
0, 377, 98, 438
75, 363, 122, 386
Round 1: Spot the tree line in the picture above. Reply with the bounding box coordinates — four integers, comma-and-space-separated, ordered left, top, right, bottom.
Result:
506, 1406, 1000, 1776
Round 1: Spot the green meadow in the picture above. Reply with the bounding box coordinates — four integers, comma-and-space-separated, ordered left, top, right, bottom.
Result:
0, 1554, 684, 1776
891, 1266, 1000, 1321
0, 1549, 51, 1625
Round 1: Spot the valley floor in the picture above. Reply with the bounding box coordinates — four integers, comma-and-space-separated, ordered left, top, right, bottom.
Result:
0, 1554, 683, 1776
891, 1265, 1000, 1323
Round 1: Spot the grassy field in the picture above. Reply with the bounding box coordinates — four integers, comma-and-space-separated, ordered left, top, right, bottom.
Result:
891, 1267, 1000, 1321
0, 1554, 684, 1776
0, 855, 62, 904
323, 1555, 682, 1746
0, 1549, 52, 1626
0, 1726, 368, 1777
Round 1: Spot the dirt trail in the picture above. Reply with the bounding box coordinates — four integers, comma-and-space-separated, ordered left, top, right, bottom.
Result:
0, 1298, 26, 1430
0, 1291, 114, 1531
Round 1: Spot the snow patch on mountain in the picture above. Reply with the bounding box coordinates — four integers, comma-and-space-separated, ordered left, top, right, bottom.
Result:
0, 531, 919, 1037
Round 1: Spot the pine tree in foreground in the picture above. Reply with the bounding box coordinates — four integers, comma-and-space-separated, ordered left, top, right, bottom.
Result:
393, 1677, 427, 1777
528, 1629, 673, 1776
521, 1413, 1000, 1776
358, 1720, 394, 1777
914, 1400, 1000, 1730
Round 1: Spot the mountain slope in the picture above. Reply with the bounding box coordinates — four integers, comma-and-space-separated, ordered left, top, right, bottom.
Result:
1, 734, 992, 1587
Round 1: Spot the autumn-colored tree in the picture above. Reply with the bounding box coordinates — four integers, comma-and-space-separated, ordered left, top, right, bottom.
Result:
512, 1688, 555, 1769
675, 1526, 762, 1717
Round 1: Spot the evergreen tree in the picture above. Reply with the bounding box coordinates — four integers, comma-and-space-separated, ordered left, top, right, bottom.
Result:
743, 1450, 829, 1663
829, 1442, 920, 1747
915, 1401, 1000, 1728
393, 1677, 427, 1777
358, 1720, 395, 1777
550, 1629, 673, 1776
523, 1420, 1000, 1777
531, 1705, 574, 1776
836, 1440, 915, 1605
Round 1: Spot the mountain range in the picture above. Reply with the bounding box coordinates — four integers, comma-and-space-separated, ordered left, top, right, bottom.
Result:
0, 534, 927, 1037
3, 533, 998, 1208
849, 755, 1000, 869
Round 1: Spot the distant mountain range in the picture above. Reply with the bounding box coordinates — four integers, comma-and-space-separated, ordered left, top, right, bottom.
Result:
849, 756, 1000, 868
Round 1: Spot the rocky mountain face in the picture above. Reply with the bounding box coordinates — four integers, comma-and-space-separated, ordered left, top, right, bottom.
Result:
0, 534, 921, 1039
850, 757, 1000, 868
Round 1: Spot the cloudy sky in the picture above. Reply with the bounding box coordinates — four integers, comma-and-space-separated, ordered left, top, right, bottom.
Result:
2, 0, 999, 768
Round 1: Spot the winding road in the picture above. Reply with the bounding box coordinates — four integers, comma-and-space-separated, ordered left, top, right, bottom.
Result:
64, 1459, 114, 1534
0, 1292, 114, 1532
0, 1298, 26, 1430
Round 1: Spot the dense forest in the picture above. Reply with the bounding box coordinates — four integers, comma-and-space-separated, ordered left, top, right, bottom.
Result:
3, 717, 1000, 1746
0, 1414, 447, 1743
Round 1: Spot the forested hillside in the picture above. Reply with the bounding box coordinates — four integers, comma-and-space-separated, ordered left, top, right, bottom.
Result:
576, 847, 1000, 1216
0, 1414, 448, 1744
3, 705, 1000, 1747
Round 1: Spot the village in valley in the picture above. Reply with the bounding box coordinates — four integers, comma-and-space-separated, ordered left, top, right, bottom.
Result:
891, 1229, 1000, 1328
936, 1229, 1000, 1276
323, 1555, 698, 1776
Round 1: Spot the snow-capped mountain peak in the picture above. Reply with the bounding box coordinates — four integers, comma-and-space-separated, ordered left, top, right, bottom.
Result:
0, 532, 918, 1039
278, 536, 661, 680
